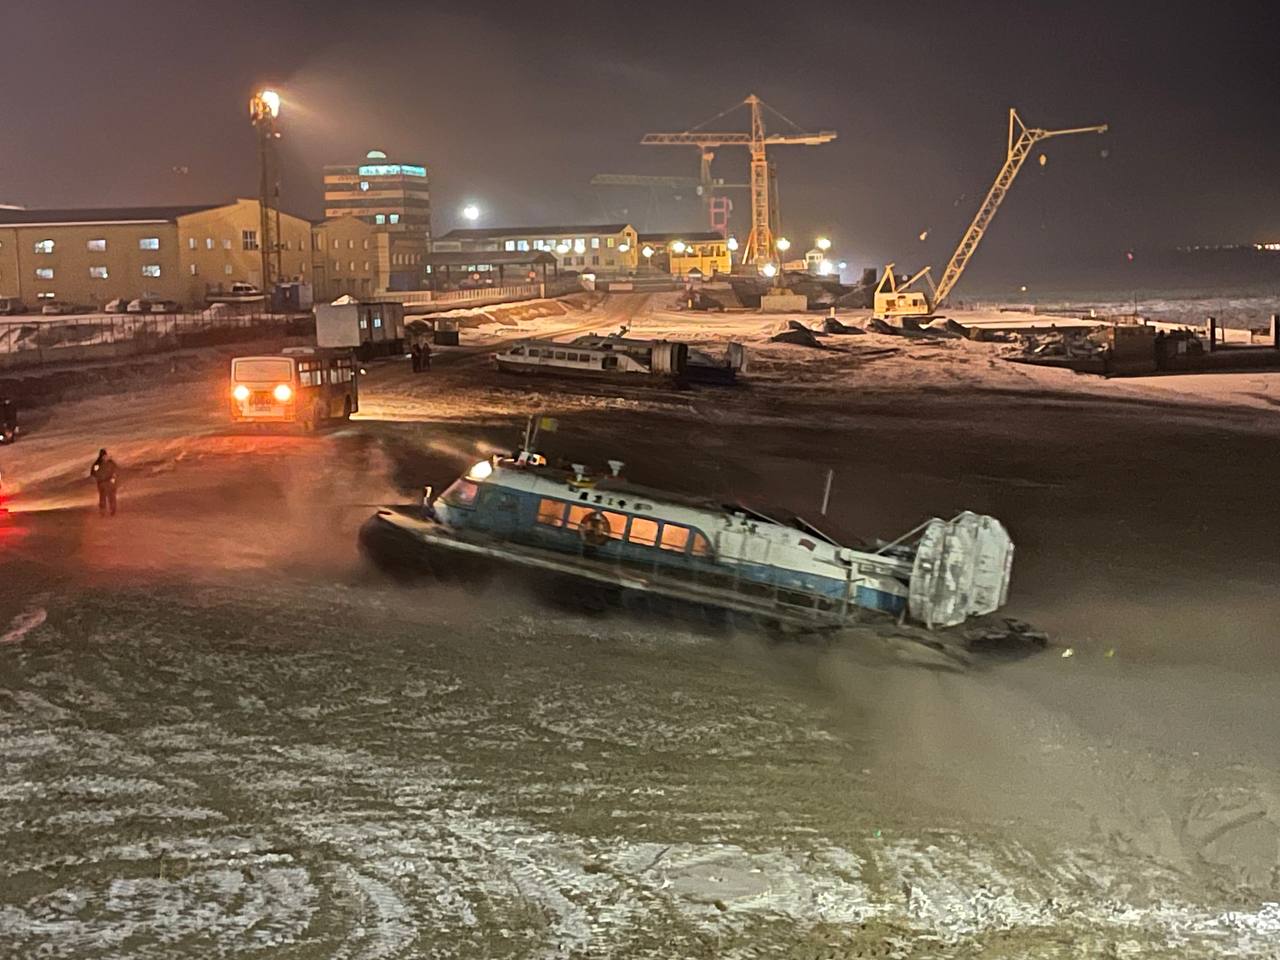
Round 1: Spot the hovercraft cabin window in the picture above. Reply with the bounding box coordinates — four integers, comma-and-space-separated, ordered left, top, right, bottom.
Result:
442, 479, 479, 507
566, 505, 626, 539
536, 498, 566, 527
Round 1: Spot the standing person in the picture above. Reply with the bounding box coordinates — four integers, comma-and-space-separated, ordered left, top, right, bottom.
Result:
410, 342, 422, 373
421, 340, 432, 372
89, 448, 119, 517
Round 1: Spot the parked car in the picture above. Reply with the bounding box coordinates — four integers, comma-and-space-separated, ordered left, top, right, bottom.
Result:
127, 298, 181, 314
104, 297, 130, 313
230, 282, 261, 296
0, 297, 29, 316
41, 301, 83, 315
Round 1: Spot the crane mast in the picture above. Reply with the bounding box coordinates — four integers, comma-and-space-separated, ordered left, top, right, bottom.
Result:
931, 108, 1108, 309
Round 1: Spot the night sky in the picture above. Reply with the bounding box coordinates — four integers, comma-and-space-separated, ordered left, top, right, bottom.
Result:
3, 0, 1277, 292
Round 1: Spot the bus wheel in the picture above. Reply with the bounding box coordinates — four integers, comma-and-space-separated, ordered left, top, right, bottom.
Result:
342, 396, 352, 420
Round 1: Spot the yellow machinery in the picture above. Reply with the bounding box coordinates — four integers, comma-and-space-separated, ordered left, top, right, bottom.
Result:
642, 95, 836, 269
874, 108, 1107, 319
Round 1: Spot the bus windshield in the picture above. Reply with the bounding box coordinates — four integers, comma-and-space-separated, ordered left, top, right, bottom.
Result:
233, 358, 294, 383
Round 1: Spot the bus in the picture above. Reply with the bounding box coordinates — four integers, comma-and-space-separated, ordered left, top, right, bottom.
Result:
229, 348, 358, 429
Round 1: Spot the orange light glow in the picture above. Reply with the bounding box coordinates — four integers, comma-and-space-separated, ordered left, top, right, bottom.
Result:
272, 383, 293, 403
232, 384, 250, 401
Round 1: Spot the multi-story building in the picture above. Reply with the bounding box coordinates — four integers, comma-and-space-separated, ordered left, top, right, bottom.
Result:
309, 216, 426, 301
0, 199, 311, 308
431, 223, 639, 275
637, 231, 732, 277
323, 150, 432, 245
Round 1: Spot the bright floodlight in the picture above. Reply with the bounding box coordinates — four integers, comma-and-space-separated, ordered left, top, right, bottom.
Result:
618, 242, 631, 252
726, 236, 739, 251
775, 237, 791, 252
761, 263, 778, 278
461, 203, 480, 222
671, 240, 687, 254
837, 260, 847, 269
818, 259, 835, 275
467, 459, 494, 481
816, 237, 831, 251
259, 89, 281, 118
641, 245, 654, 258
555, 242, 569, 254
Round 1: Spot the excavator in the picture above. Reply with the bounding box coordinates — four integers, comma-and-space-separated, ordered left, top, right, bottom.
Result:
874, 108, 1107, 321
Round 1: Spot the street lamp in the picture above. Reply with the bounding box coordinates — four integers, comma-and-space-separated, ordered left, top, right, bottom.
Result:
671, 240, 687, 254
815, 236, 831, 251
248, 88, 283, 293
760, 263, 778, 278
775, 237, 791, 253
726, 235, 739, 252
461, 203, 480, 222
618, 242, 631, 253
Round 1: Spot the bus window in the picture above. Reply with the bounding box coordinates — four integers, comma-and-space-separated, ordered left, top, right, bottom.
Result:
536, 498, 566, 527
233, 357, 293, 383
628, 516, 659, 546
659, 524, 690, 552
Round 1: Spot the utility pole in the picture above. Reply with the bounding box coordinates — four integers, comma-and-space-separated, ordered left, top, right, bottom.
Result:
248, 89, 282, 293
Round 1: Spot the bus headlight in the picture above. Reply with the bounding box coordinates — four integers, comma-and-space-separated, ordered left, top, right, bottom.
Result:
232, 384, 250, 402
272, 383, 293, 403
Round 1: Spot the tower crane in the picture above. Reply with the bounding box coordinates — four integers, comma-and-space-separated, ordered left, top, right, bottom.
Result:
875, 108, 1107, 319
641, 95, 836, 267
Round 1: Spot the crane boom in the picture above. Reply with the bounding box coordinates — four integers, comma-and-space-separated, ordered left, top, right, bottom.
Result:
932, 108, 1107, 309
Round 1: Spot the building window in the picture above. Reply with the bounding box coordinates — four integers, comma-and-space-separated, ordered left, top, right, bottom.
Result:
363, 239, 369, 250
517, 240, 530, 252
333, 260, 340, 272
349, 261, 355, 271
142, 264, 161, 277
348, 239, 354, 249
37, 291, 55, 300
389, 214, 399, 224
223, 239, 232, 250
187, 237, 196, 249
139, 237, 160, 250
592, 255, 599, 266
606, 237, 615, 248
87, 238, 107, 251
375, 214, 386, 225
33, 239, 54, 254
504, 240, 515, 251
89, 266, 109, 279
372, 314, 382, 329
591, 237, 600, 249
206, 237, 214, 249
34, 267, 53, 279
189, 264, 198, 276
224, 264, 233, 275
359, 181, 369, 191
283, 240, 291, 251
363, 261, 370, 271
242, 230, 259, 251
573, 238, 586, 254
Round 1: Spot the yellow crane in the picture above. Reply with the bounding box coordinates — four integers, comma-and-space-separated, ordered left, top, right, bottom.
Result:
642, 95, 836, 268
875, 108, 1107, 319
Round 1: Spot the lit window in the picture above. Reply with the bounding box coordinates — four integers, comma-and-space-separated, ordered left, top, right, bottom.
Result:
87, 238, 107, 251
242, 230, 259, 251
89, 266, 109, 279
659, 524, 690, 552
574, 238, 586, 254
359, 181, 369, 191
142, 264, 161, 277
187, 237, 196, 249
363, 239, 369, 250
333, 260, 340, 271
224, 264, 233, 275
348, 239, 354, 249
372, 314, 382, 328
606, 237, 615, 248
34, 267, 53, 279
223, 239, 232, 250
504, 240, 516, 251
358, 315, 368, 329
189, 263, 198, 276
536, 498, 566, 527
517, 239, 530, 252
33, 239, 54, 254
139, 237, 160, 250
389, 214, 400, 224
349, 261, 355, 271
37, 291, 55, 299
628, 516, 659, 546
363, 261, 370, 271
375, 214, 386, 224
206, 237, 214, 249
591, 237, 600, 249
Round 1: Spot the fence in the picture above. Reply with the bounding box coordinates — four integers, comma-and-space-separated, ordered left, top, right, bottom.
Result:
383, 279, 584, 313
0, 310, 313, 369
